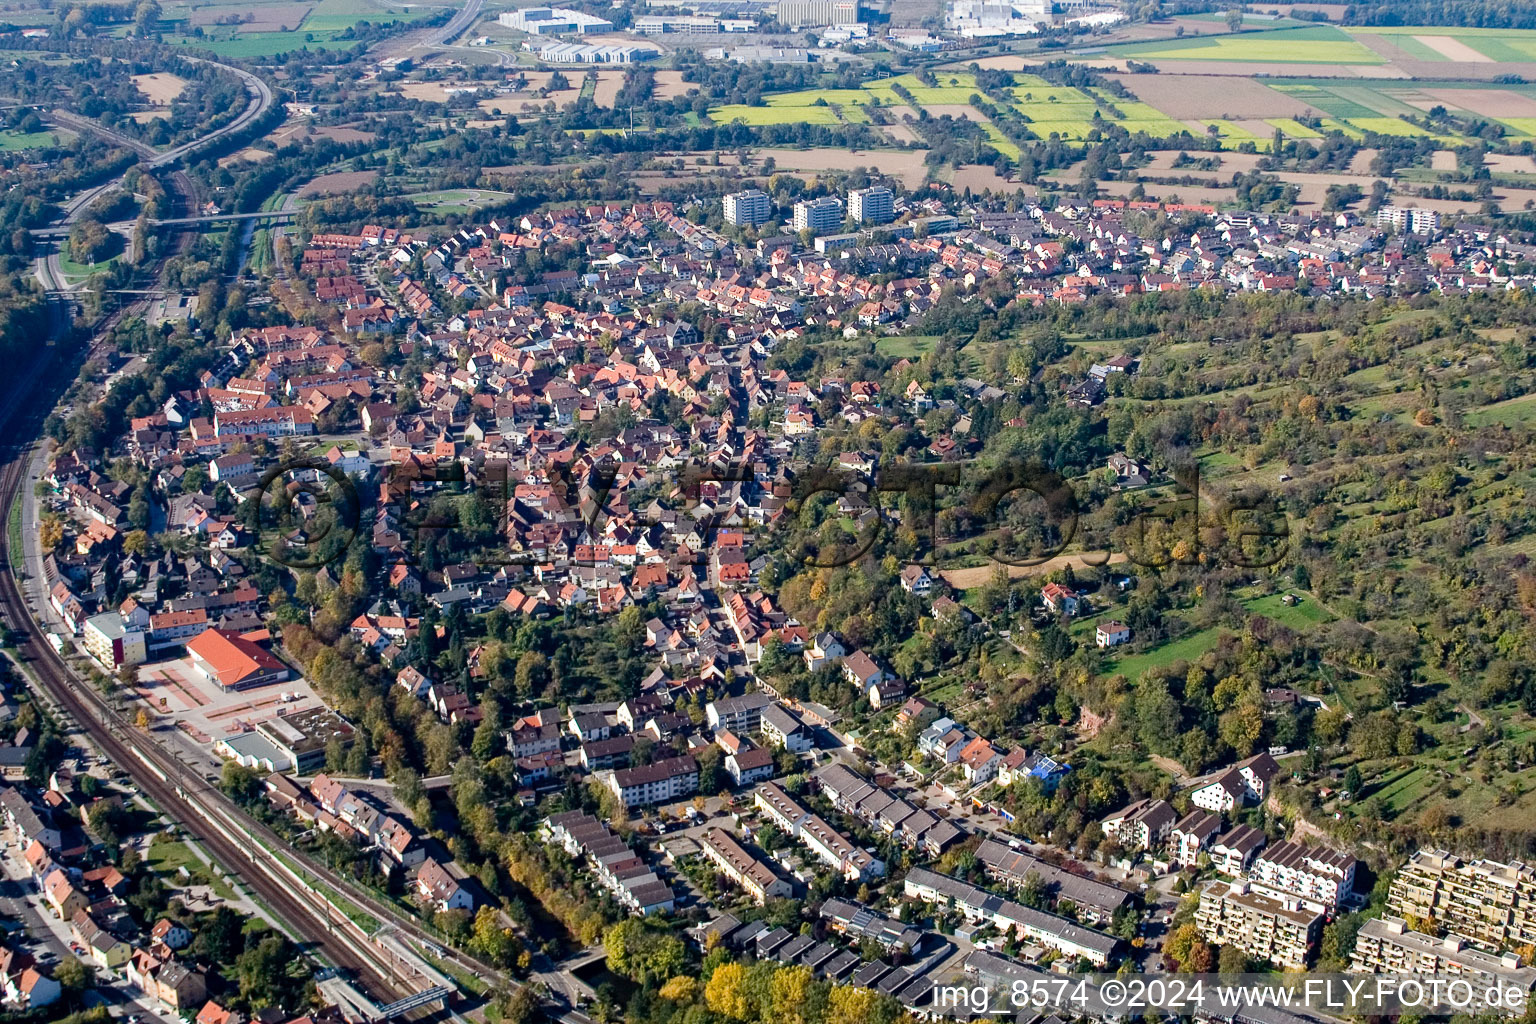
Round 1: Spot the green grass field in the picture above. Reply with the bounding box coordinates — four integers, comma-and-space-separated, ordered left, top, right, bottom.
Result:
166, 30, 347, 55
1105, 625, 1225, 679
1109, 25, 1386, 65
146, 838, 239, 900
1465, 393, 1536, 427
0, 130, 61, 150
875, 335, 938, 358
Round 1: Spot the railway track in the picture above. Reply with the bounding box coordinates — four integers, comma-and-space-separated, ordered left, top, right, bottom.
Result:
0, 414, 420, 1002
1, 54, 601, 1024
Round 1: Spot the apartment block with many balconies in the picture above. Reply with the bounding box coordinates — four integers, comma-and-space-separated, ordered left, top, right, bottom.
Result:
1387, 849, 1536, 952
1195, 880, 1321, 970
1351, 915, 1536, 995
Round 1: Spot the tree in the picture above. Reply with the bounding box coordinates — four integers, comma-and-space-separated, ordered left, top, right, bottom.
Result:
705, 961, 754, 1020
39, 516, 64, 551
1343, 764, 1363, 797
660, 976, 699, 1002
499, 986, 541, 1024
470, 905, 522, 967
606, 919, 685, 984
768, 964, 816, 1024
1225, 7, 1243, 31
825, 984, 882, 1024
133, 0, 160, 35
55, 957, 95, 990
236, 935, 300, 1008
220, 761, 261, 802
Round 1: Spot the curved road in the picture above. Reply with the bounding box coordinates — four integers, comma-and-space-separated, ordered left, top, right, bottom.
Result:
37, 54, 274, 298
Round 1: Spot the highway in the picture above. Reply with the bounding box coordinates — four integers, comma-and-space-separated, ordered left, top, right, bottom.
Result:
373, 0, 484, 62
35, 55, 274, 301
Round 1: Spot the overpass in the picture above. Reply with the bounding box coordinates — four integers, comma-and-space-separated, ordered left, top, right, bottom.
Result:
30, 209, 295, 239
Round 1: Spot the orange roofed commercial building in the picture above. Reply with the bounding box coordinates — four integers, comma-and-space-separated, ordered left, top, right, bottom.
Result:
186, 629, 291, 691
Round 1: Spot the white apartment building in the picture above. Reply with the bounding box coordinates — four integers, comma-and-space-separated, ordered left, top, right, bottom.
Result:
1250, 840, 1357, 911
793, 196, 843, 234
723, 189, 772, 227
848, 186, 894, 225
604, 755, 699, 808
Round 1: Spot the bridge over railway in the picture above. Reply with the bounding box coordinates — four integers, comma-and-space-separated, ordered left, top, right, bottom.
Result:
30, 208, 296, 239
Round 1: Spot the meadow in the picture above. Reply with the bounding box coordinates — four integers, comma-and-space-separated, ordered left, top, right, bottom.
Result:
162, 0, 437, 56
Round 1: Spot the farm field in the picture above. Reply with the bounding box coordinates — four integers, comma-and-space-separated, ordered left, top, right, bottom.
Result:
726, 60, 1536, 153
1108, 25, 1387, 65
1342, 24, 1536, 64
711, 73, 985, 127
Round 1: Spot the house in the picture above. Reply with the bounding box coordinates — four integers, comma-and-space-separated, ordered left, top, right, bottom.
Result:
126, 952, 208, 1012
1099, 797, 1176, 853
700, 828, 793, 904
1170, 811, 1223, 868
759, 703, 813, 753
1107, 453, 1150, 489
151, 919, 193, 951
1041, 582, 1082, 616
415, 858, 475, 912
1209, 824, 1268, 876
899, 565, 933, 595
956, 737, 1003, 784
1095, 621, 1131, 648
3, 965, 60, 1009
41, 869, 87, 919
71, 910, 131, 969
895, 697, 940, 731
726, 748, 776, 787
1191, 753, 1281, 812
1236, 752, 1283, 802
803, 632, 846, 673
1190, 768, 1247, 813
0, 789, 62, 850
842, 650, 889, 690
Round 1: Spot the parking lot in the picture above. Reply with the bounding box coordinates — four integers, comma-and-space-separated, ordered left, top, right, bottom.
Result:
133, 655, 323, 745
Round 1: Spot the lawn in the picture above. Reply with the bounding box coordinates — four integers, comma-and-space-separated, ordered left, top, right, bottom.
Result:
407, 188, 518, 215
1104, 625, 1225, 680
0, 130, 60, 150
145, 838, 238, 901
58, 251, 120, 279
876, 335, 938, 358
1243, 592, 1333, 631
1109, 25, 1386, 65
